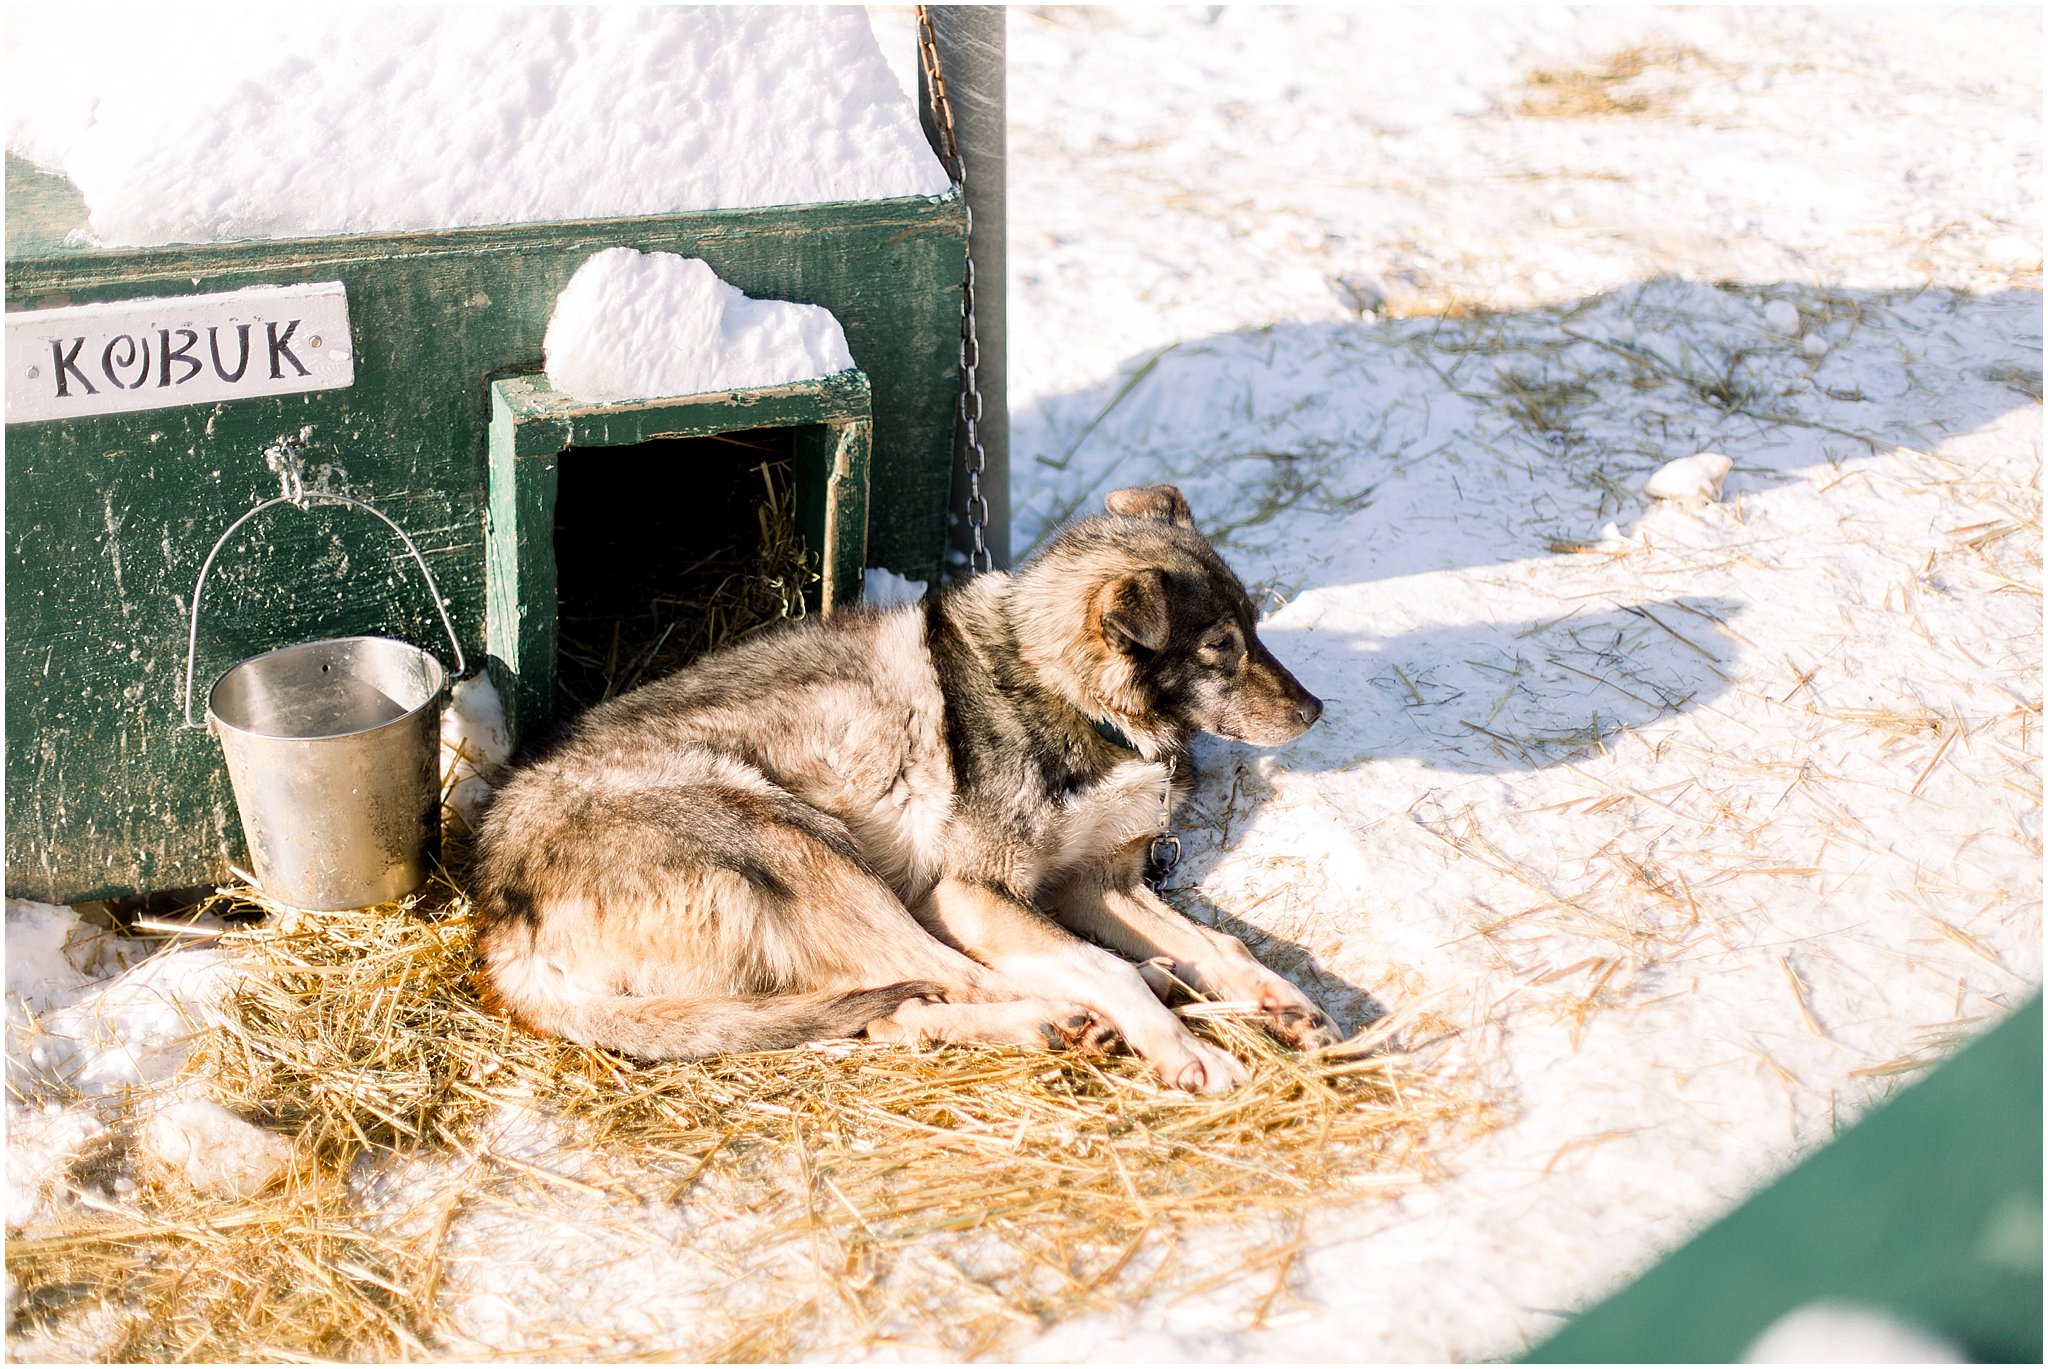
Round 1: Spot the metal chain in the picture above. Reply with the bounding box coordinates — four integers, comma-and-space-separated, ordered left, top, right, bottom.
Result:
915, 6, 991, 575
1147, 754, 1182, 887
918, 14, 1168, 880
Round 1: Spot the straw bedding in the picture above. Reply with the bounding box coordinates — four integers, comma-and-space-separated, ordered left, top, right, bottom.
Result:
6, 858, 1485, 1361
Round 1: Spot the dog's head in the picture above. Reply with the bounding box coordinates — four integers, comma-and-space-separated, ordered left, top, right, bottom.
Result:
1011, 484, 1323, 751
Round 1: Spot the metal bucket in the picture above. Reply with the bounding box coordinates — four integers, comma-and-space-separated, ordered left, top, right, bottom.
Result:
184, 487, 466, 910
207, 636, 447, 910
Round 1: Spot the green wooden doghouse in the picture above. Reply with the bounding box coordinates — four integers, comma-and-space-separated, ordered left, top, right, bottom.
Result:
3, 153, 967, 905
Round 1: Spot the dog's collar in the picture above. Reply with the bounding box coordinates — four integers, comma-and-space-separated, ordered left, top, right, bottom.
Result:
1092, 717, 1143, 753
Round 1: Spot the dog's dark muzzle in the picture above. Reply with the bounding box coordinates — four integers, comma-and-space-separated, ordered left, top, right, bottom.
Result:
1262, 687, 1322, 742
1233, 647, 1323, 744
1293, 692, 1325, 731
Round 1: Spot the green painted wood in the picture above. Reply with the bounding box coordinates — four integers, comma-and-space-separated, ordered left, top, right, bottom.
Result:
491, 369, 872, 446
791, 401, 873, 619
486, 372, 873, 737
6, 173, 963, 903
1523, 996, 2043, 1363
486, 383, 562, 748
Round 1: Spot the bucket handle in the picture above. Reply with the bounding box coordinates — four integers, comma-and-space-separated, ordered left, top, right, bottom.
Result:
182, 492, 468, 729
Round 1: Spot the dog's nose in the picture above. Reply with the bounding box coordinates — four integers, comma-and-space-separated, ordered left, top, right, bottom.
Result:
1295, 694, 1324, 729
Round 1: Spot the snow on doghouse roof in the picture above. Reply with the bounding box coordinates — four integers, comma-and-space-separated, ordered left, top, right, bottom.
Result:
543, 248, 855, 402
3, 7, 950, 249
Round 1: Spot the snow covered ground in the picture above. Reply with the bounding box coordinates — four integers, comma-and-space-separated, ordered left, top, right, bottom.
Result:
994, 7, 2040, 1358
8, 5, 2041, 1362
991, 8, 2031, 1360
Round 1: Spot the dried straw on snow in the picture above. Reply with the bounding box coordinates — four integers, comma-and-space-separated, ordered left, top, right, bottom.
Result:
8, 865, 1484, 1361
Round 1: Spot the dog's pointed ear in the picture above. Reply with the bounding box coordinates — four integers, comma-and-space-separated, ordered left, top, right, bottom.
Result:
1105, 484, 1195, 528
1094, 568, 1171, 653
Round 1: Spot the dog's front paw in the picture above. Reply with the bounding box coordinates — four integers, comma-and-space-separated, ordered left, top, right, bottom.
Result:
1043, 1002, 1124, 1054
1255, 977, 1342, 1052
1160, 1037, 1251, 1094
1136, 956, 1190, 1004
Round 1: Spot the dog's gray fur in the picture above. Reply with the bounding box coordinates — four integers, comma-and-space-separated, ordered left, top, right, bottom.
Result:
474, 485, 1337, 1092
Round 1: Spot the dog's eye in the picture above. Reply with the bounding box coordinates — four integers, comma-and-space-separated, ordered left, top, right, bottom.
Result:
1200, 631, 1237, 655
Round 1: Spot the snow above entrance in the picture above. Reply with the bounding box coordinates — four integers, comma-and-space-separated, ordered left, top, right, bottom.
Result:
543, 249, 854, 404
3, 7, 950, 248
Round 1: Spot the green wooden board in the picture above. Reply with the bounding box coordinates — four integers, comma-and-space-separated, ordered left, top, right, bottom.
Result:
486, 371, 874, 737
1523, 995, 2042, 1363
5, 157, 966, 903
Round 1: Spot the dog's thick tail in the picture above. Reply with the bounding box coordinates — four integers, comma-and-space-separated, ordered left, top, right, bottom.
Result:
505, 981, 942, 1060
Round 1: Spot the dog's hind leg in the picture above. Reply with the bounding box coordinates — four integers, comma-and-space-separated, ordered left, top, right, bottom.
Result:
477, 753, 1006, 1059
1049, 849, 1342, 1052
912, 876, 1250, 1093
865, 997, 1122, 1053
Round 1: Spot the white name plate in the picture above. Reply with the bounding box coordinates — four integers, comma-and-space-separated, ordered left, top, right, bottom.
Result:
6, 281, 355, 424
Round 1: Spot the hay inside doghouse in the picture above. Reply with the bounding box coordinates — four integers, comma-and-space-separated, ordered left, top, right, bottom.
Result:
6, 867, 1486, 1361
552, 437, 818, 712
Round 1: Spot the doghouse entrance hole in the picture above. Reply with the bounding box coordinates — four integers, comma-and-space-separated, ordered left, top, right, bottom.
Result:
552, 428, 815, 713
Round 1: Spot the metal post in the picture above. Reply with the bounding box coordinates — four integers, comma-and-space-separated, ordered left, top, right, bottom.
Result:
920, 5, 1009, 573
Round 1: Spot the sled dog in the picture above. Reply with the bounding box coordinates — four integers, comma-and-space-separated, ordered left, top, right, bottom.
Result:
474, 484, 1337, 1093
